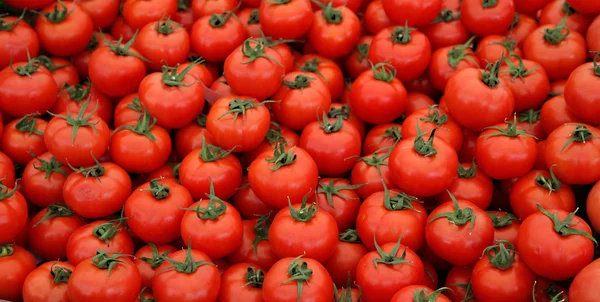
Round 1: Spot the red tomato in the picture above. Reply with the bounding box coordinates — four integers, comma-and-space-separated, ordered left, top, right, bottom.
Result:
586, 180, 600, 232
133, 243, 175, 288
324, 229, 369, 287
135, 18, 191, 70
362, 123, 401, 155
175, 114, 214, 158
29, 203, 85, 261
294, 54, 345, 101
475, 35, 522, 67
0, 244, 36, 302
3, 0, 54, 9
445, 265, 475, 302
263, 256, 333, 301
518, 206, 596, 280
534, 278, 569, 302
405, 92, 436, 116
66, 219, 135, 266
125, 179, 193, 244
243, 122, 299, 165
22, 261, 74, 302
54, 83, 113, 123
231, 178, 276, 219
588, 15, 600, 55
0, 15, 39, 70
403, 106, 463, 151
540, 95, 582, 136
428, 37, 480, 91
259, 0, 313, 40
488, 211, 521, 246
363, 0, 393, 35
21, 152, 70, 208
436, 162, 494, 210
534, 140, 548, 170
539, 0, 594, 36
426, 196, 495, 266
110, 16, 136, 43
227, 217, 278, 270
421, 9, 469, 50
122, 0, 178, 29
506, 13, 539, 47
570, 259, 600, 301
391, 285, 450, 302
37, 56, 78, 89
72, 32, 114, 80
316, 179, 362, 231
191, 0, 239, 18
190, 13, 248, 63
517, 109, 546, 140
77, 0, 120, 29
219, 263, 264, 301
344, 36, 372, 79
514, 0, 549, 13
0, 152, 14, 188
173, 1, 195, 30
564, 60, 600, 125
381, 0, 441, 27
0, 185, 28, 245
146, 162, 180, 183
113, 94, 143, 128
308, 4, 361, 59
460, 0, 515, 36
35, 1, 93, 57
351, 149, 398, 199
0, 115, 47, 165
238, 8, 262, 38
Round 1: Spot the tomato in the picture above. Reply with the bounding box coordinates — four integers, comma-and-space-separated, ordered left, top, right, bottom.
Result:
588, 15, 600, 55
294, 54, 345, 101
270, 198, 338, 262
54, 83, 113, 123
263, 256, 334, 301
421, 9, 469, 50
72, 32, 114, 80
523, 20, 587, 81
436, 162, 494, 210
114, 94, 143, 128
328, 103, 366, 139
0, 184, 27, 245
534, 140, 548, 170
363, 0, 392, 35
586, 177, 600, 234
135, 18, 191, 71
231, 178, 276, 219
513, 0, 549, 12
0, 15, 39, 70
110, 16, 136, 43
238, 8, 261, 38
426, 196, 495, 266
272, 72, 332, 131
152, 244, 221, 301
175, 114, 214, 158
344, 36, 372, 79
403, 106, 463, 152
21, 152, 70, 207
0, 58, 58, 118
219, 263, 264, 301
315, 179, 362, 231
22, 261, 74, 302
539, 0, 594, 36
66, 219, 135, 266
190, 12, 247, 63
544, 123, 600, 185
517, 109, 546, 140
0, 244, 36, 302
35, 1, 93, 57
564, 60, 600, 125
126, 179, 193, 244
460, 0, 515, 36
89, 33, 148, 98
422, 261, 439, 289
308, 4, 361, 59
471, 241, 536, 302
323, 229, 368, 287
506, 13, 539, 47
444, 62, 514, 132
356, 237, 424, 301
540, 95, 582, 136
391, 286, 450, 302
488, 211, 521, 246
0, 152, 14, 188
224, 39, 285, 100
476, 35, 523, 67
179, 141, 242, 200
350, 64, 407, 124
362, 123, 401, 155
428, 37, 479, 92
248, 145, 319, 208
368, 25, 431, 82
180, 184, 243, 259
0, 114, 47, 165
259, 0, 313, 40
518, 206, 596, 280
534, 278, 569, 302
406, 92, 436, 116
227, 217, 278, 270
68, 251, 141, 302
570, 259, 600, 301
351, 149, 398, 200
29, 203, 85, 261
77, 0, 120, 29
191, 0, 239, 18
122, 0, 178, 29
133, 243, 176, 288
445, 265, 475, 302
38, 56, 78, 90
381, 0, 441, 27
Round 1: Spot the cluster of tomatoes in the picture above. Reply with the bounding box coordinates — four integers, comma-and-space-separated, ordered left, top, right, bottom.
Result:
1, 0, 600, 301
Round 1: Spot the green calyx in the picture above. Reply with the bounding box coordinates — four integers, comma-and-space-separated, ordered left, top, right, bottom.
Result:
181, 178, 227, 220
0, 183, 16, 201
561, 124, 594, 152
488, 211, 519, 228
483, 240, 515, 270
537, 204, 598, 245
536, 282, 566, 302
593, 53, 600, 77
155, 17, 182, 34
317, 179, 363, 209
218, 98, 270, 122
447, 36, 477, 69
509, 12, 520, 30
101, 31, 150, 62
265, 122, 286, 146
37, 55, 70, 73
283, 74, 314, 89
288, 194, 317, 222
481, 58, 503, 88
139, 243, 171, 269
0, 244, 14, 257
536, 167, 562, 193
40, 0, 72, 23
139, 288, 155, 302
33, 203, 74, 227
372, 62, 396, 83
452, 282, 475, 301
339, 228, 361, 243
196, 113, 208, 127
328, 104, 352, 121
245, 266, 265, 288
282, 255, 313, 302
429, 191, 476, 231
378, 126, 402, 143
412, 122, 438, 157
518, 109, 540, 126
91, 250, 126, 278
382, 181, 417, 211
334, 274, 363, 302
266, 143, 296, 170
457, 161, 477, 179
482, 115, 532, 138
503, 55, 537, 81
298, 58, 326, 79
356, 43, 369, 63
198, 137, 235, 162
252, 213, 271, 257
318, 114, 344, 134
50, 263, 72, 284
240, 38, 283, 66
30, 152, 67, 178
372, 235, 410, 268
48, 99, 101, 146
86, 33, 100, 51
432, 9, 460, 23
11, 53, 43, 77
113, 109, 158, 141
127, 96, 142, 113
413, 287, 450, 302
208, 12, 233, 28
482, 0, 498, 8
0, 12, 23, 31
144, 179, 170, 200
68, 154, 105, 179
92, 215, 127, 245
318, 2, 343, 24
16, 114, 44, 136
63, 83, 91, 102
544, 16, 570, 45
390, 22, 414, 44
161, 240, 214, 274
420, 105, 448, 126
562, 1, 576, 14
491, 36, 518, 57
248, 9, 259, 24
161, 61, 197, 87
178, 0, 190, 10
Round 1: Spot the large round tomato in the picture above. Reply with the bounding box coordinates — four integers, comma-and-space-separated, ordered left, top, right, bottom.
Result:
20, 152, 70, 208
66, 220, 135, 266
0, 15, 39, 70
0, 244, 36, 302
316, 178, 362, 231
122, 0, 178, 29
29, 203, 85, 261
570, 259, 600, 301
0, 186, 28, 245
135, 18, 191, 70
421, 9, 469, 50
227, 217, 278, 270
0, 115, 47, 165
231, 177, 276, 219
175, 114, 214, 158
263, 257, 334, 301
428, 38, 480, 91
133, 243, 175, 288
436, 162, 494, 210
219, 263, 265, 301
499, 57, 550, 112
22, 261, 74, 302
460, 0, 515, 36
190, 13, 247, 63
35, 1, 93, 57
323, 229, 369, 287
564, 60, 600, 125
294, 54, 344, 101
540, 95, 582, 136
381, 0, 441, 27
259, 0, 313, 40
488, 211, 521, 246
308, 5, 361, 59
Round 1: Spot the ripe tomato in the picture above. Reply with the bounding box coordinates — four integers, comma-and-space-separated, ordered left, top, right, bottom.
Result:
135, 18, 191, 70
36, 56, 78, 90
294, 54, 345, 101
68, 251, 141, 302
421, 9, 469, 50
570, 259, 600, 301
0, 244, 36, 302
368, 25, 431, 82
391, 286, 450, 302
22, 261, 74, 302
540, 95, 582, 136
219, 263, 265, 301
29, 203, 85, 261
506, 13, 539, 47
518, 206, 596, 280
517, 109, 546, 140
0, 15, 39, 70
0, 185, 28, 245
191, 0, 239, 18
110, 16, 136, 43
227, 217, 278, 270
2, 0, 54, 9
539, 0, 594, 36
190, 12, 248, 63
175, 114, 215, 158
263, 256, 334, 301
564, 60, 600, 125
460, 0, 515, 36
125, 179, 193, 244
0, 114, 47, 165
231, 178, 276, 219
586, 180, 600, 232
122, 0, 178, 29
316, 179, 362, 231
403, 106, 463, 151
533, 278, 568, 302
152, 245, 221, 301
344, 36, 372, 79
444, 265, 474, 302
243, 122, 300, 165
21, 152, 70, 207
133, 243, 175, 288
77, 0, 120, 29
428, 38, 479, 91
488, 211, 521, 246
588, 15, 600, 54
476, 35, 523, 67
356, 238, 424, 301
381, 0, 441, 27
351, 150, 398, 199
436, 162, 494, 210
259, 0, 313, 40
406, 92, 436, 116
35, 1, 93, 57
362, 123, 401, 155
54, 83, 112, 123
544, 123, 600, 185
324, 229, 368, 287
0, 152, 14, 188
426, 196, 495, 266
238, 8, 261, 38
309, 4, 361, 59
363, 0, 392, 35
72, 32, 114, 80
66, 219, 135, 266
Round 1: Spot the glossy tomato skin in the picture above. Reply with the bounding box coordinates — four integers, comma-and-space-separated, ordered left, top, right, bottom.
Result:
368, 26, 431, 82
587, 180, 600, 232
316, 179, 362, 231
499, 58, 550, 113
362, 123, 401, 156
259, 0, 313, 40
356, 241, 424, 302
426, 200, 495, 266
35, 2, 93, 57
363, 0, 393, 35
294, 54, 344, 101
488, 211, 521, 246
53, 84, 113, 123
110, 16, 136, 43
0, 153, 14, 188
381, 0, 441, 27
391, 285, 450, 302
0, 116, 47, 165
191, 0, 239, 17
308, 6, 361, 59
89, 45, 147, 98
263, 257, 334, 302
219, 263, 264, 302
3, 0, 54, 9
243, 124, 299, 166
588, 15, 600, 54
77, 0, 120, 29
403, 106, 463, 151
460, 0, 515, 36
153, 248, 221, 301
510, 170, 576, 220
0, 189, 28, 245
0, 62, 58, 118
22, 261, 74, 302
66, 220, 135, 266
21, 152, 70, 207
324, 238, 369, 287
564, 62, 600, 124
28, 205, 86, 261
518, 209, 595, 280
175, 116, 214, 158
231, 177, 276, 219
475, 35, 523, 67
190, 14, 247, 63
421, 12, 470, 50
344, 36, 372, 79
227, 219, 278, 270
570, 259, 600, 301
428, 44, 480, 92
0, 244, 36, 302
135, 19, 191, 70
238, 8, 262, 38
540, 95, 582, 136
122, 0, 178, 29
133, 244, 176, 288
110, 121, 172, 173
351, 152, 398, 200
0, 16, 39, 70
436, 163, 494, 210
125, 180, 193, 244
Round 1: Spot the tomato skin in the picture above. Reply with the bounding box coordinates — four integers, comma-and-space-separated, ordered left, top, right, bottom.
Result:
0, 16, 39, 70
344, 36, 372, 79
540, 95, 582, 136
134, 244, 176, 288
0, 189, 28, 245
29, 205, 86, 261
0, 116, 47, 165
570, 259, 600, 301
362, 123, 401, 156
294, 54, 345, 101
510, 170, 576, 220
0, 63, 58, 118
586, 180, 600, 232
363, 0, 392, 35
175, 118, 214, 158
0, 244, 36, 302
381, 0, 441, 27
227, 219, 278, 270
356, 190, 428, 252
190, 15, 247, 63
110, 16, 136, 43
0, 153, 14, 188
324, 239, 369, 287
460, 0, 515, 36
540, 0, 594, 36
445, 67, 515, 132
488, 211, 521, 246
436, 163, 494, 210
351, 152, 397, 200
350, 67, 408, 124
356, 241, 424, 302
428, 44, 479, 92
35, 2, 93, 57
126, 180, 193, 244
238, 8, 261, 38
77, 0, 120, 29
403, 107, 463, 152
506, 13, 539, 47
564, 62, 600, 125
135, 19, 191, 71
54, 84, 113, 123
112, 94, 141, 128
476, 35, 523, 67
122, 0, 178, 29
66, 220, 135, 266
309, 6, 361, 59
426, 200, 495, 266
68, 256, 141, 302
406, 92, 436, 116
259, 0, 313, 40
444, 265, 473, 302
3, 0, 54, 9
518, 209, 595, 280
179, 146, 243, 201
263, 257, 333, 301
218, 263, 264, 302
191, 0, 239, 18
21, 152, 70, 207
588, 15, 600, 55
499, 59, 550, 113
231, 178, 276, 219
110, 121, 173, 173
391, 285, 451, 302
368, 26, 432, 82
153, 248, 221, 302
89, 45, 148, 98
22, 261, 74, 302
316, 179, 361, 231
423, 18, 470, 52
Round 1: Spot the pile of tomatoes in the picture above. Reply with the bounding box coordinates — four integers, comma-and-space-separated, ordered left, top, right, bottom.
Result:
1, 0, 600, 301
